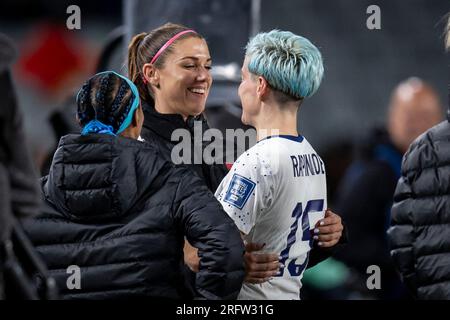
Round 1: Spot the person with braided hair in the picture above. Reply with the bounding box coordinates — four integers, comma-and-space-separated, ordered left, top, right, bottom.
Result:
76, 71, 143, 138
21, 71, 245, 299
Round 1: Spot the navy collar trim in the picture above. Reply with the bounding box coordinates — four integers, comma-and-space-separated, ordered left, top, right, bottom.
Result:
260, 135, 304, 143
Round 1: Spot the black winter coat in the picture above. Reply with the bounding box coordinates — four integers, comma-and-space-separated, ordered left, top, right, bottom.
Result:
388, 120, 450, 299
22, 134, 245, 299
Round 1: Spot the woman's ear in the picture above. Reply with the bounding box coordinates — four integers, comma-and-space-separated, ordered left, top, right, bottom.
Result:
257, 76, 269, 100
143, 63, 160, 88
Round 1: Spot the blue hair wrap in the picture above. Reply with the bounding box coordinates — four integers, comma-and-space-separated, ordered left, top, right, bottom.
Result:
81, 120, 115, 135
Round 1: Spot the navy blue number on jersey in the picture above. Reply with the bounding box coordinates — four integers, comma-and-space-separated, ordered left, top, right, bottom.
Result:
276, 199, 324, 277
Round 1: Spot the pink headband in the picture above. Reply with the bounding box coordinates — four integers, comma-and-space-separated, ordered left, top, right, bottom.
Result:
150, 29, 196, 65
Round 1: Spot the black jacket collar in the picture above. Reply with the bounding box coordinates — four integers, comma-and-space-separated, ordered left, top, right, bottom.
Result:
142, 102, 207, 143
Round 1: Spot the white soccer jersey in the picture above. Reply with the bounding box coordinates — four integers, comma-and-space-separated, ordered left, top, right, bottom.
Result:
215, 135, 327, 300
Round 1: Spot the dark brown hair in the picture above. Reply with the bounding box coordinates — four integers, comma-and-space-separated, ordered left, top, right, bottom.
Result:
127, 23, 204, 106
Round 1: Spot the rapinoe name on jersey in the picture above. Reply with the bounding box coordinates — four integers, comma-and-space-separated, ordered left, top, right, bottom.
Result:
290, 153, 325, 177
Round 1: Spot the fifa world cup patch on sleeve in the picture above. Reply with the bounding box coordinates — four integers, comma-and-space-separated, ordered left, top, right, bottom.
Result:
223, 174, 256, 209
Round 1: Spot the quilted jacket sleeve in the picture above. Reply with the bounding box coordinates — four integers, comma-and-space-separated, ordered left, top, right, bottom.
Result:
387, 172, 417, 295
172, 169, 245, 300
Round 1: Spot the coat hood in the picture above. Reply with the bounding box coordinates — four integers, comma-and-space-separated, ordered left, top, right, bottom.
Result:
43, 134, 165, 222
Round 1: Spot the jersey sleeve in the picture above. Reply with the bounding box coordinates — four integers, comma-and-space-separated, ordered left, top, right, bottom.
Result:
214, 150, 274, 235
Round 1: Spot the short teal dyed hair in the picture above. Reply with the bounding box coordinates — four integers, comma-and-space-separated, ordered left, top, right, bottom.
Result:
245, 30, 324, 100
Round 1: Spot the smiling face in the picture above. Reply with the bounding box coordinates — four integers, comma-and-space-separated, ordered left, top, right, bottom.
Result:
151, 37, 212, 118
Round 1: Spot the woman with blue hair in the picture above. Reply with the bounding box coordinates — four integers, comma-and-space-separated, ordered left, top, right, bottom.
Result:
21, 71, 245, 299
215, 30, 344, 299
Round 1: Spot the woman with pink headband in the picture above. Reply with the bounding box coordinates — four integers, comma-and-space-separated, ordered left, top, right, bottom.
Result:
128, 23, 282, 291
128, 23, 252, 298
127, 23, 342, 296
128, 24, 224, 193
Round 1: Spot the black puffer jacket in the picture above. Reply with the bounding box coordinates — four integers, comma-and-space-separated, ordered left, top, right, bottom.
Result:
388, 120, 450, 299
22, 134, 245, 299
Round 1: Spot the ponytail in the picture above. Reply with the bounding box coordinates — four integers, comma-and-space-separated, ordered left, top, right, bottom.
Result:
127, 32, 154, 108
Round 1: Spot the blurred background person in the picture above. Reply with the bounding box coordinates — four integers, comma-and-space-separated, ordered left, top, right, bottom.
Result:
387, 15, 450, 300
332, 77, 443, 299
0, 33, 40, 299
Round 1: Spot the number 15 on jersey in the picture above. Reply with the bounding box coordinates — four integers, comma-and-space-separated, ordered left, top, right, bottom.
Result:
276, 199, 324, 277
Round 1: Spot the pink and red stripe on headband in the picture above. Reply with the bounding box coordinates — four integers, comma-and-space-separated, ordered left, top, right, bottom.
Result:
143, 29, 196, 85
